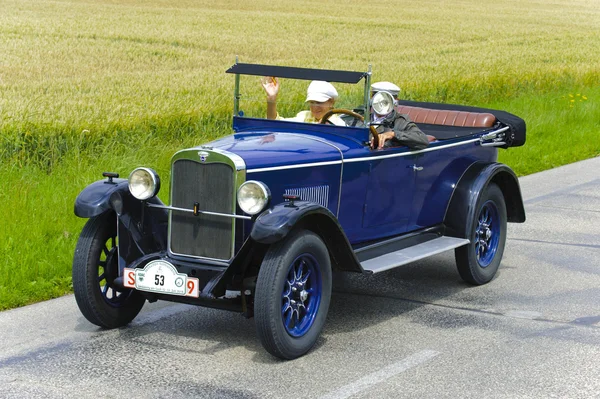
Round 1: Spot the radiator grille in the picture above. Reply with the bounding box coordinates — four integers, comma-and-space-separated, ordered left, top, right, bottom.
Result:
170, 160, 234, 260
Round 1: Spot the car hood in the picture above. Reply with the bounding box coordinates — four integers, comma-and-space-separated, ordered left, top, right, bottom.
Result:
205, 132, 352, 171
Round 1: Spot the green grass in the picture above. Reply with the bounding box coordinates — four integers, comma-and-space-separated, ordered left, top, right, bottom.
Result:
0, 0, 599, 310
496, 88, 599, 174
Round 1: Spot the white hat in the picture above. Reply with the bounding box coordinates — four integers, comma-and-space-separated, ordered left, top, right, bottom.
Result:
371, 81, 401, 97
305, 81, 338, 102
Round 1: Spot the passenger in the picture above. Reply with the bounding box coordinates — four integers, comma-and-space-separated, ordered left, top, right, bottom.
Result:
370, 81, 435, 149
261, 78, 346, 126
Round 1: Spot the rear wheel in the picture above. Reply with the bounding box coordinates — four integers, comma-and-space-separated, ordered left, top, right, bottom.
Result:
72, 212, 145, 328
455, 183, 507, 285
254, 230, 332, 359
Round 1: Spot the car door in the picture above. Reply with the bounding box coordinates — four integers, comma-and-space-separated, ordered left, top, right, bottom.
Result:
362, 150, 418, 239
409, 141, 497, 231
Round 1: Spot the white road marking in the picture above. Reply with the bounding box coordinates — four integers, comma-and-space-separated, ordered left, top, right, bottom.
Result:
319, 350, 440, 399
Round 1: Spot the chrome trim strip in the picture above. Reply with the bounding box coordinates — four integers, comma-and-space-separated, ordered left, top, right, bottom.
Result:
480, 141, 507, 147
148, 203, 252, 220
248, 159, 342, 173
172, 146, 246, 171
344, 138, 481, 163
246, 131, 502, 174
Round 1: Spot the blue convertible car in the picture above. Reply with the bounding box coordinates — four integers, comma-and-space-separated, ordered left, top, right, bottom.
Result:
73, 62, 526, 359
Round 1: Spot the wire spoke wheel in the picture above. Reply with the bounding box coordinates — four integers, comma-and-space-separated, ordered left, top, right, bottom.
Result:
255, 230, 332, 360
73, 212, 145, 328
475, 201, 500, 267
96, 235, 131, 307
281, 254, 322, 337
455, 183, 507, 285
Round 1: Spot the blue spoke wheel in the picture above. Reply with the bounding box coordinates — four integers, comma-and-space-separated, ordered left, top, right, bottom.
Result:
281, 254, 322, 337
73, 212, 145, 328
255, 230, 332, 360
455, 183, 507, 285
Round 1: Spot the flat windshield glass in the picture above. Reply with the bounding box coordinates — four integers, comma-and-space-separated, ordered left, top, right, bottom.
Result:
235, 75, 366, 125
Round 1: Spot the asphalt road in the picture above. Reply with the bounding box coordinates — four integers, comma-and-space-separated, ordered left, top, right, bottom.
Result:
1, 157, 599, 399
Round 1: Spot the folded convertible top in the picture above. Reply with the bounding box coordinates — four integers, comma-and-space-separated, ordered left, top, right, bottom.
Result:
397, 100, 526, 148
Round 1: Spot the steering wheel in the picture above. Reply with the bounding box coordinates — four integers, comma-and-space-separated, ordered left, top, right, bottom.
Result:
319, 108, 379, 149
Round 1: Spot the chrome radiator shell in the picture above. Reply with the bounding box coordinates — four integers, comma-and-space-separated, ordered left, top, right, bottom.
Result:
168, 148, 246, 262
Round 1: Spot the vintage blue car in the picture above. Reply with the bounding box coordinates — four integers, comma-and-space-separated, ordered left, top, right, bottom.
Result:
73, 62, 526, 359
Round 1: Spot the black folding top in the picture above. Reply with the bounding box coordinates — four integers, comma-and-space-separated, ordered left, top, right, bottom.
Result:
226, 63, 368, 84
397, 100, 526, 148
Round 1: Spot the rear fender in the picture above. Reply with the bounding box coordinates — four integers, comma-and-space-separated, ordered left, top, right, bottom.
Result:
251, 202, 363, 273
444, 162, 525, 238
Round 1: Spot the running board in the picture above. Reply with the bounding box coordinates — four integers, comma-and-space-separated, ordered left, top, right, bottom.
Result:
360, 236, 470, 274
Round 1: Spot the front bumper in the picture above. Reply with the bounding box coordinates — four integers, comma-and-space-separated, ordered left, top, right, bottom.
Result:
114, 251, 246, 312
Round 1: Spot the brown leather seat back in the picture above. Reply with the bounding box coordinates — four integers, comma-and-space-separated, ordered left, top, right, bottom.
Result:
397, 105, 496, 128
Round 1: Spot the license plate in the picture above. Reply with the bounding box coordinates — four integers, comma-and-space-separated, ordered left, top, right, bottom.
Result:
123, 260, 199, 298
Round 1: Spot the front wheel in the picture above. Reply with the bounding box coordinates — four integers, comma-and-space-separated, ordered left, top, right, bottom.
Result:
455, 183, 507, 285
72, 212, 145, 328
254, 230, 332, 359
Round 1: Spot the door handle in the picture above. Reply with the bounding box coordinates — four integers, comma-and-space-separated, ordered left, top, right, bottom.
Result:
412, 165, 423, 171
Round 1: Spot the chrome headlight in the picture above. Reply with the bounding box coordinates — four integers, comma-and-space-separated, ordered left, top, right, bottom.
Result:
372, 91, 395, 116
128, 167, 160, 200
237, 181, 270, 215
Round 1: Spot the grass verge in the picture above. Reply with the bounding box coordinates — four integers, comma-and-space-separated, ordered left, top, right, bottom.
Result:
1, 84, 598, 310
0, 0, 598, 309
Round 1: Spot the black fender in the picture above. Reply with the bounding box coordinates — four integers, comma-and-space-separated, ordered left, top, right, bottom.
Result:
74, 177, 168, 267
444, 162, 526, 238
74, 178, 129, 218
251, 201, 363, 273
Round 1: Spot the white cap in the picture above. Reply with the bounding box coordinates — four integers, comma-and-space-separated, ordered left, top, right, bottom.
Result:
305, 81, 338, 102
371, 81, 400, 97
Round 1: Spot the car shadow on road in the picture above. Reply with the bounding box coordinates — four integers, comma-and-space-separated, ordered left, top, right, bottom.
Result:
325, 255, 478, 332
66, 254, 491, 365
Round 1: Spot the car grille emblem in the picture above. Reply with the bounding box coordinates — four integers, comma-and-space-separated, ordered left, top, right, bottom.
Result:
198, 151, 210, 163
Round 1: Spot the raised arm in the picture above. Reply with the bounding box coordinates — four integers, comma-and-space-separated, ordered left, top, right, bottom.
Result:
261, 76, 279, 120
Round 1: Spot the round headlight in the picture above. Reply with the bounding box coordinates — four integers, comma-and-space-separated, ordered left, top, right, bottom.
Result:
128, 167, 160, 200
372, 91, 395, 116
237, 181, 270, 215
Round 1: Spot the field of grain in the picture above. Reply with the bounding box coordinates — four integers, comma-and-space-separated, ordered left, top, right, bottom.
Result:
0, 0, 598, 308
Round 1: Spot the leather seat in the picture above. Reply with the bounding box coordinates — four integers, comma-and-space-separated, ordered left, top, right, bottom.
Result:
397, 105, 496, 128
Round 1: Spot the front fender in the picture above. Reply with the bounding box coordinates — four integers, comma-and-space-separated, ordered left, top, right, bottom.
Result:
74, 177, 168, 268
251, 201, 329, 244
444, 162, 526, 238
251, 202, 363, 273
74, 178, 129, 218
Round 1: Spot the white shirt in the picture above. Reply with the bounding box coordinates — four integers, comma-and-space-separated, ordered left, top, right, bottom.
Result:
277, 110, 346, 126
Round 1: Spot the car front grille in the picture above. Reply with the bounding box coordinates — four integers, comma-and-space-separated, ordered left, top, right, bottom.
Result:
169, 159, 234, 260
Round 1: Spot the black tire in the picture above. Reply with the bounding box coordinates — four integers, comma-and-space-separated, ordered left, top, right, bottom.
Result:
72, 212, 145, 328
254, 229, 332, 360
455, 183, 507, 285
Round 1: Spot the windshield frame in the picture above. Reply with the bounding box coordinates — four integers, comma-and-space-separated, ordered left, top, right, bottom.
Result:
226, 60, 372, 124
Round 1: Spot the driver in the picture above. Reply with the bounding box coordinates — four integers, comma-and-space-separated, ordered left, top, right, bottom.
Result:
370, 81, 433, 150
261, 78, 346, 126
